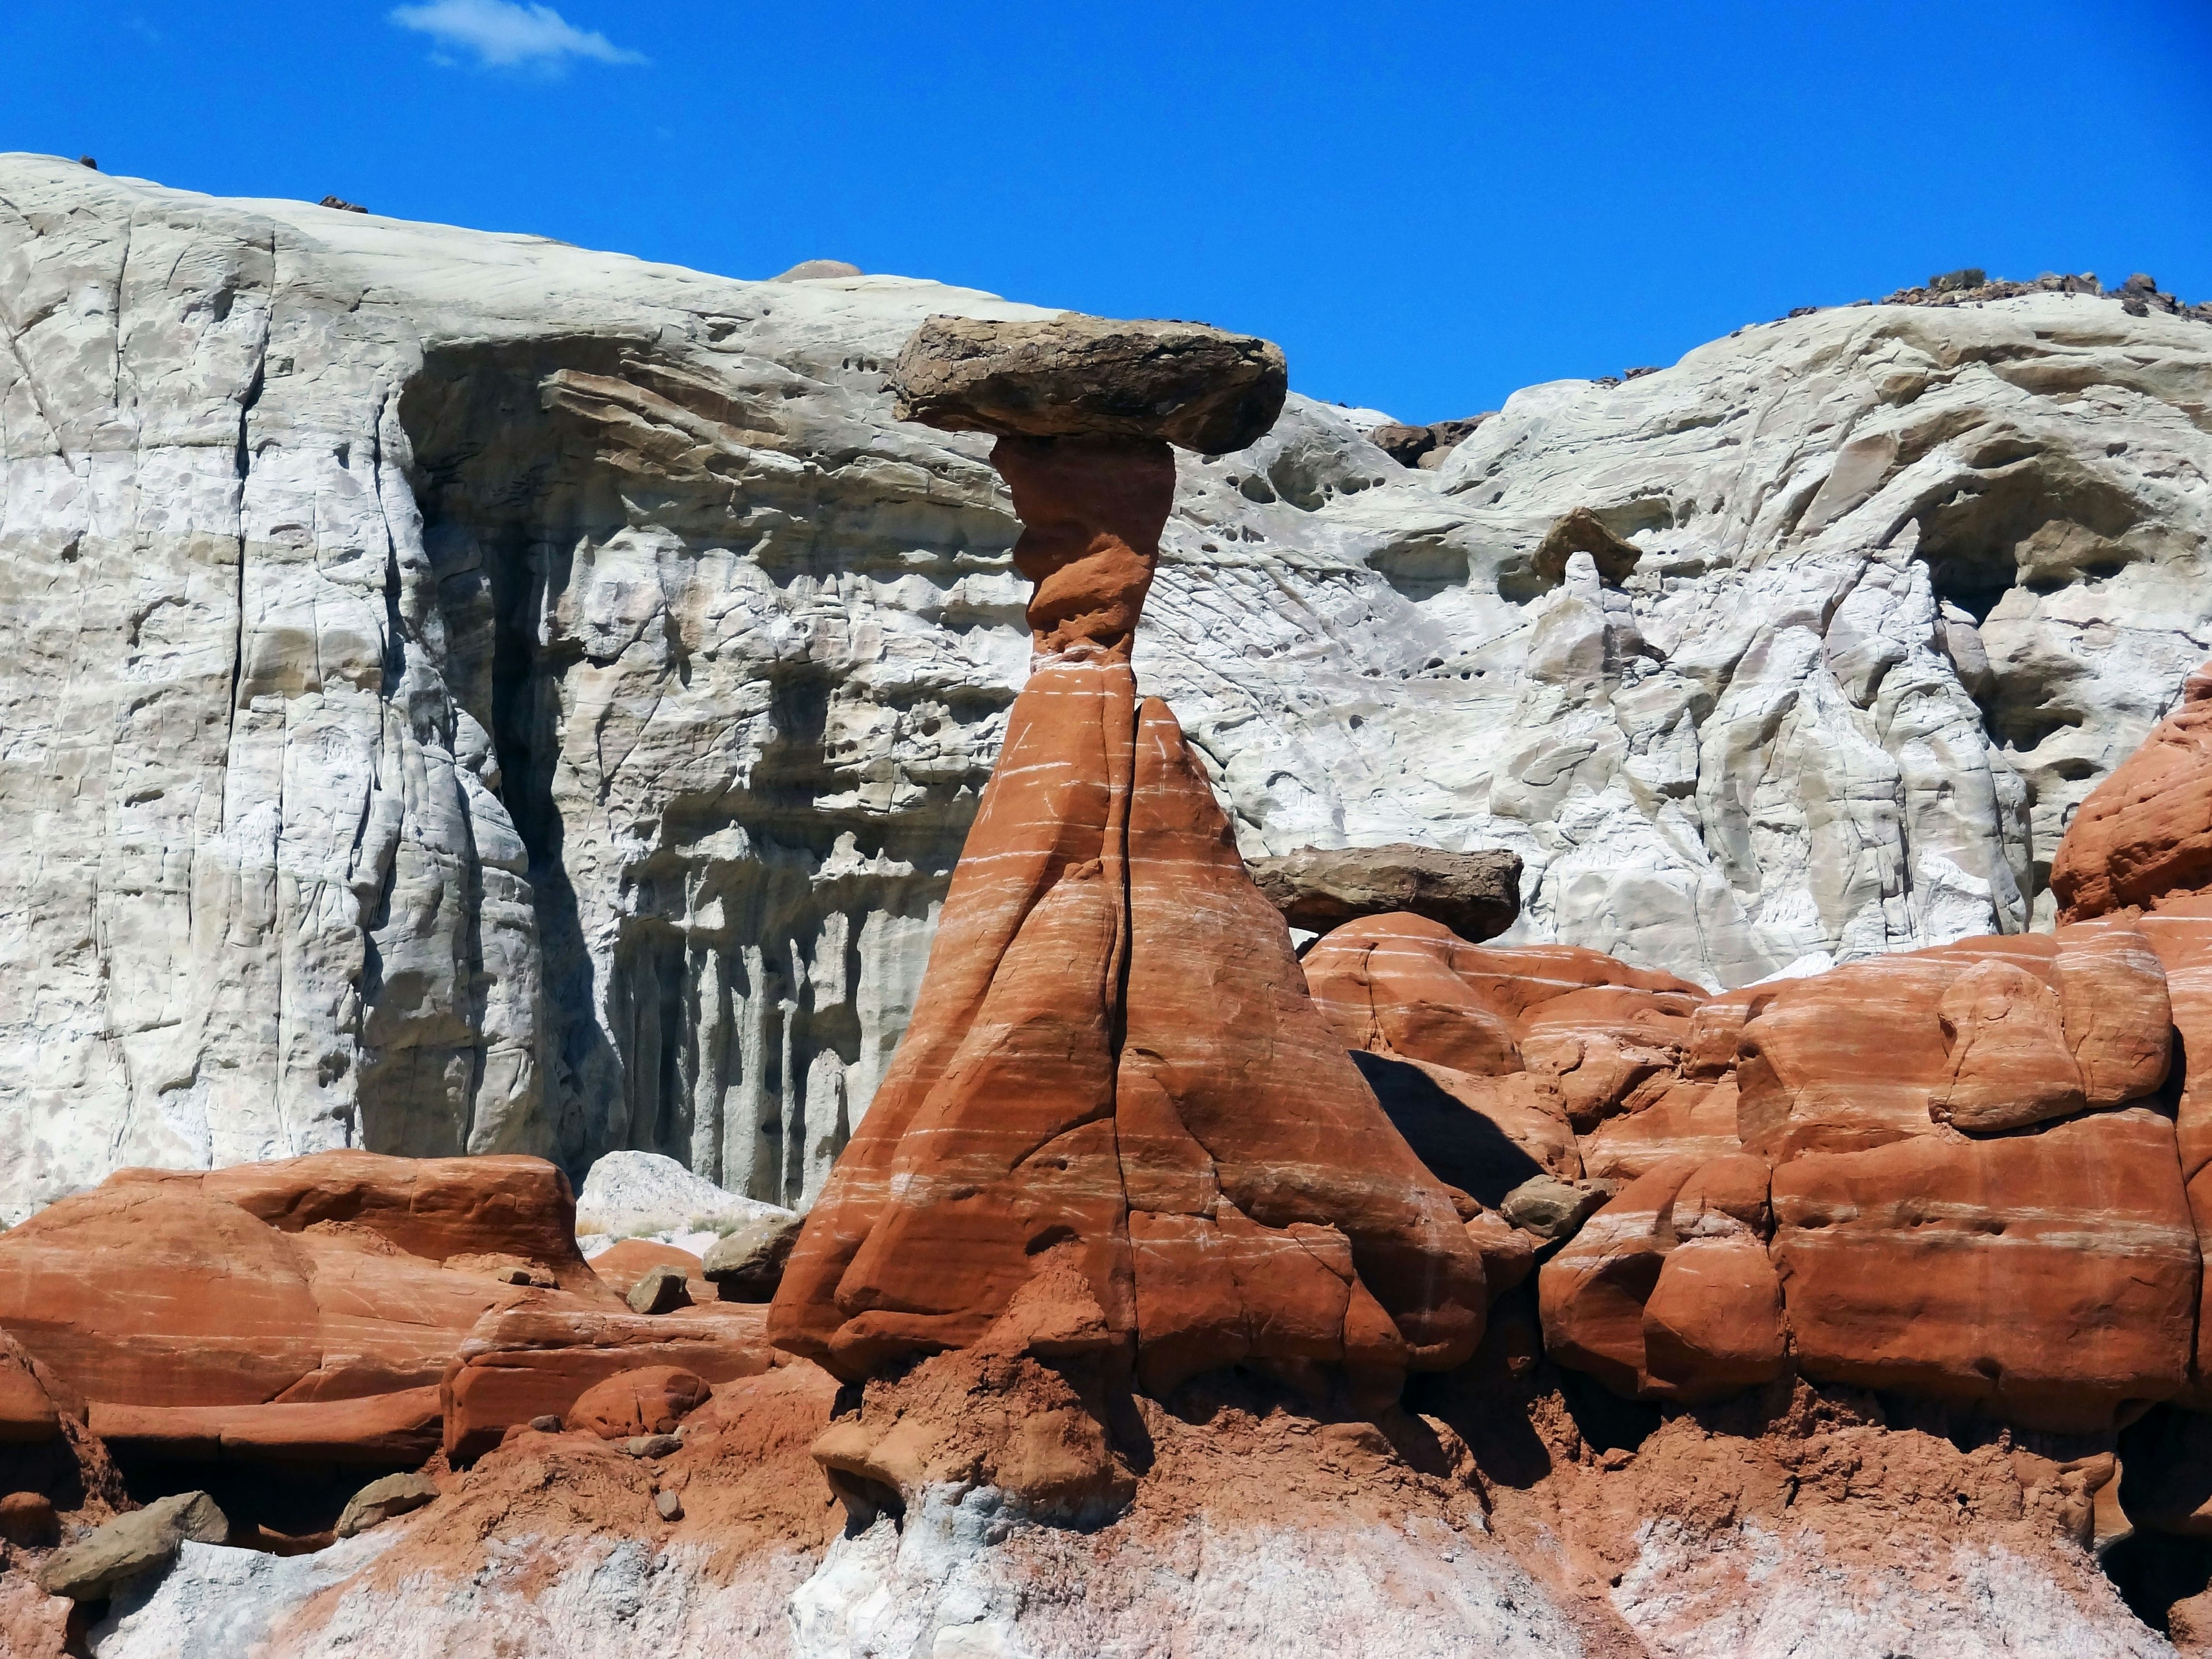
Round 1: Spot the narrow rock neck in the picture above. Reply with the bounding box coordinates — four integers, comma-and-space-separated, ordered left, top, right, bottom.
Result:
991, 434, 1175, 658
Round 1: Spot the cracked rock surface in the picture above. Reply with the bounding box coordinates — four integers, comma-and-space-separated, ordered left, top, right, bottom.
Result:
3, 152, 2209, 1216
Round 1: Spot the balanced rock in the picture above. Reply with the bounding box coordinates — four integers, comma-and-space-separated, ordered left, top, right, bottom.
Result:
37, 1490, 228, 1601
889, 313, 1287, 453
771, 319, 1482, 1406
1247, 844, 1522, 944
334, 1471, 439, 1537
701, 1213, 805, 1302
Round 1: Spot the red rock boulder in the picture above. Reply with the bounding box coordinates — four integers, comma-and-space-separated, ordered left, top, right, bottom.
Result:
566, 1365, 713, 1440
444, 1299, 775, 1459
1303, 914, 1704, 1096
1770, 1108, 2195, 1431
2051, 665, 2212, 920
1735, 925, 2169, 1160
0, 1152, 625, 1467
1537, 1153, 1785, 1404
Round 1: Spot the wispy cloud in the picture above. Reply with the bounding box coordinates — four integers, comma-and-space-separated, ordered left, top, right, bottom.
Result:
389, 0, 645, 71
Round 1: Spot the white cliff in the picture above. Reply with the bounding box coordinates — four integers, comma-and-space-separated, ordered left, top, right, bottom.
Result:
4, 151, 2209, 1218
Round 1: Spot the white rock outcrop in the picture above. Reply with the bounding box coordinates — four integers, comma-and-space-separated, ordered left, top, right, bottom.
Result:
5, 153, 2209, 1218
573, 1148, 790, 1244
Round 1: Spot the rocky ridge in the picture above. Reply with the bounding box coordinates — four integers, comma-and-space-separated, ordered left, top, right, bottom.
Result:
7, 154, 2212, 1219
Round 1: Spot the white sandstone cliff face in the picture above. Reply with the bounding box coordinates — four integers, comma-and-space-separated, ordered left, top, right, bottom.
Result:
4, 151, 2209, 1217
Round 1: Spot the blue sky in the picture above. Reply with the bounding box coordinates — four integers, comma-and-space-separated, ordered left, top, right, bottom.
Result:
4, 1, 2208, 422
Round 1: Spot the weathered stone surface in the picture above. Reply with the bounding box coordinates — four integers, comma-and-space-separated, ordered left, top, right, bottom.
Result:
1247, 844, 1521, 942
2054, 666, 2212, 919
573, 1153, 791, 1245
1349, 1054, 1581, 1205
1537, 1154, 1787, 1403
566, 1365, 711, 1441
0, 1334, 61, 1442
2133, 895, 2212, 1399
1770, 1109, 2196, 1431
440, 1298, 774, 1459
625, 1263, 693, 1315
88, 1387, 443, 1465
1736, 924, 2170, 1160
993, 433, 1175, 656
700, 1212, 805, 1302
202, 1151, 601, 1291
889, 315, 1288, 453
1305, 911, 1707, 1143
1499, 1175, 1611, 1241
334, 1471, 439, 1538
1579, 1078, 1744, 1181
1639, 1234, 1787, 1396
0, 1153, 613, 1418
5, 157, 2211, 1224
37, 1490, 228, 1601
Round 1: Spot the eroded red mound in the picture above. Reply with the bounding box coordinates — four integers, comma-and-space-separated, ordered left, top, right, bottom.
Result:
769, 657, 1486, 1401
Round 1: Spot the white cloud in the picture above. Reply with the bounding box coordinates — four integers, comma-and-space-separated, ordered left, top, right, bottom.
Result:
389, 0, 645, 70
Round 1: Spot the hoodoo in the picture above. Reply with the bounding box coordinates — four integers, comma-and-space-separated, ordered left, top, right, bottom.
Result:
768, 317, 1487, 1431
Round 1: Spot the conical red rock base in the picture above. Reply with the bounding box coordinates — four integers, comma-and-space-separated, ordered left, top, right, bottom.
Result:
768, 651, 1484, 1396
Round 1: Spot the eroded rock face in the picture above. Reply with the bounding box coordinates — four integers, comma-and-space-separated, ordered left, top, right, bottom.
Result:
0, 1149, 777, 1474
2054, 666, 2212, 920
1771, 1109, 2196, 1431
0, 1155, 592, 1414
6, 156, 2211, 1222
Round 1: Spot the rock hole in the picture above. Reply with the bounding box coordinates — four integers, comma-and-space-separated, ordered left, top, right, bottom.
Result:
1557, 1370, 1662, 1456
824, 1467, 906, 1536
1026, 1225, 1080, 1255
